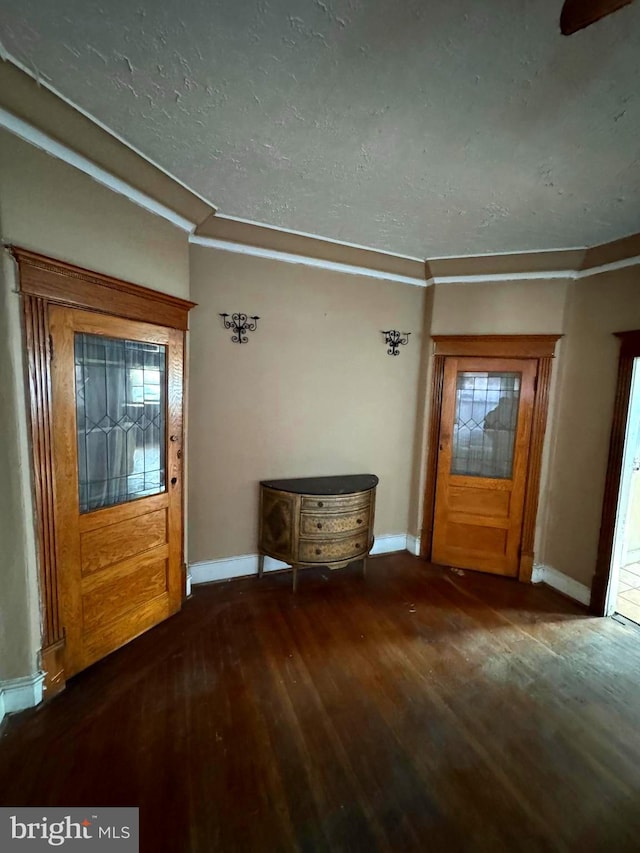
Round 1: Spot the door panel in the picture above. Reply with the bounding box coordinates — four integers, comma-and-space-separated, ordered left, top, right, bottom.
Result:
49, 306, 184, 677
432, 357, 536, 576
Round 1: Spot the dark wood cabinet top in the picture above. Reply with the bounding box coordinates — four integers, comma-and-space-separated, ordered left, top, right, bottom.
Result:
260, 474, 378, 495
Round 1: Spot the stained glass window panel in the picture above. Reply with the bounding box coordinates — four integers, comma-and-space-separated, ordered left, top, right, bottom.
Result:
74, 333, 166, 513
451, 372, 521, 479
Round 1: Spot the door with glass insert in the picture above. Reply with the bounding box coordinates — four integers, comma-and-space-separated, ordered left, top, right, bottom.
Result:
49, 306, 184, 676
432, 357, 536, 576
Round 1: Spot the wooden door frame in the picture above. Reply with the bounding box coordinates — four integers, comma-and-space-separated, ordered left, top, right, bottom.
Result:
590, 330, 640, 615
420, 335, 561, 582
11, 247, 196, 697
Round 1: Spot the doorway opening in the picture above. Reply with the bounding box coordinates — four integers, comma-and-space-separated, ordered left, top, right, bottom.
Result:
592, 331, 640, 616
607, 358, 640, 620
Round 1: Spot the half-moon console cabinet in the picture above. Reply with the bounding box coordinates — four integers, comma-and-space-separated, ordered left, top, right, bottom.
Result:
258, 474, 378, 591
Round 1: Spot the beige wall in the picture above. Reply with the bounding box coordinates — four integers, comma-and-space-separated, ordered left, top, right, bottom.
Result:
543, 268, 640, 586
0, 131, 190, 297
430, 279, 571, 336
0, 130, 190, 680
188, 245, 425, 562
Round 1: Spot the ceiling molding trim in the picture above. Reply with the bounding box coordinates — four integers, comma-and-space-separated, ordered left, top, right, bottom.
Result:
575, 253, 640, 279
195, 212, 424, 279
0, 106, 196, 233
215, 213, 425, 263
428, 246, 587, 261
580, 230, 640, 270
427, 253, 640, 285
429, 270, 577, 285
189, 235, 428, 287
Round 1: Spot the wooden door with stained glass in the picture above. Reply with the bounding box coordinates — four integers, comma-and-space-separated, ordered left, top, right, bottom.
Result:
49, 306, 184, 677
432, 357, 537, 576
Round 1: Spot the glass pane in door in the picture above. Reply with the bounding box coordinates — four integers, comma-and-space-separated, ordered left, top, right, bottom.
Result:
74, 333, 166, 513
451, 371, 521, 479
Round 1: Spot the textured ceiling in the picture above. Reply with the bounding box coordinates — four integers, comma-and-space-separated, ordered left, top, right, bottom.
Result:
1, 0, 640, 258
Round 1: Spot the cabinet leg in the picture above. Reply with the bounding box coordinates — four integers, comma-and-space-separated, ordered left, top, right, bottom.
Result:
362, 556, 368, 578
292, 564, 298, 593
258, 554, 264, 578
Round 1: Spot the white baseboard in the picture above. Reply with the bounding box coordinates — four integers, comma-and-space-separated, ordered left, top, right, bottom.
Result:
370, 534, 409, 556
0, 672, 44, 725
406, 534, 421, 556
531, 563, 591, 606
190, 553, 289, 585
190, 533, 413, 585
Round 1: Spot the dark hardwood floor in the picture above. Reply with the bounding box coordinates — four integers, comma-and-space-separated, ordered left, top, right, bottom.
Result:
2, 553, 640, 852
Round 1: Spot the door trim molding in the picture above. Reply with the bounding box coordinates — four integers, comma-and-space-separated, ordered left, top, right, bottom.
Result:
13, 248, 194, 697
420, 335, 561, 582
591, 330, 640, 614
430, 334, 560, 359
10, 247, 196, 331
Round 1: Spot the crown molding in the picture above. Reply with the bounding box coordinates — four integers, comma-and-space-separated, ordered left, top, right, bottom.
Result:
194, 214, 426, 282
575, 253, 640, 279
215, 213, 424, 262
426, 269, 576, 285
424, 242, 640, 285
581, 230, 640, 270
425, 247, 586, 279
189, 235, 428, 286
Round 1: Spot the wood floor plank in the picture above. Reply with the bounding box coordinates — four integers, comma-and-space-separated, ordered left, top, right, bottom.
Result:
1, 554, 640, 852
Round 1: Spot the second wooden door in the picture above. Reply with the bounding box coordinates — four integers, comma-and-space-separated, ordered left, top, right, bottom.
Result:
432, 357, 536, 576
49, 306, 184, 677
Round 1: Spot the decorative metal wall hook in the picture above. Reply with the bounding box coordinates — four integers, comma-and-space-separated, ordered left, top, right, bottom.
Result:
381, 329, 410, 356
220, 313, 260, 344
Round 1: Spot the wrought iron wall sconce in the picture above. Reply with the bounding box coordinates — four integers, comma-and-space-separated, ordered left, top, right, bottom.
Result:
381, 329, 410, 356
220, 313, 260, 344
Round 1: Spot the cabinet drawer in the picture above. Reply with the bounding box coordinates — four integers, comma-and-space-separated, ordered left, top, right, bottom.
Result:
300, 491, 372, 513
298, 533, 370, 563
300, 509, 369, 537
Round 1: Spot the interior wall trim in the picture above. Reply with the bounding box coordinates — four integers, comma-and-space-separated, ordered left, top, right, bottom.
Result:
574, 254, 640, 279
531, 563, 591, 606
431, 335, 561, 359
215, 212, 425, 263
0, 672, 45, 725
190, 534, 412, 585
427, 255, 640, 285
406, 535, 421, 556
189, 235, 428, 286
11, 247, 196, 331
0, 106, 196, 233
427, 270, 576, 285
